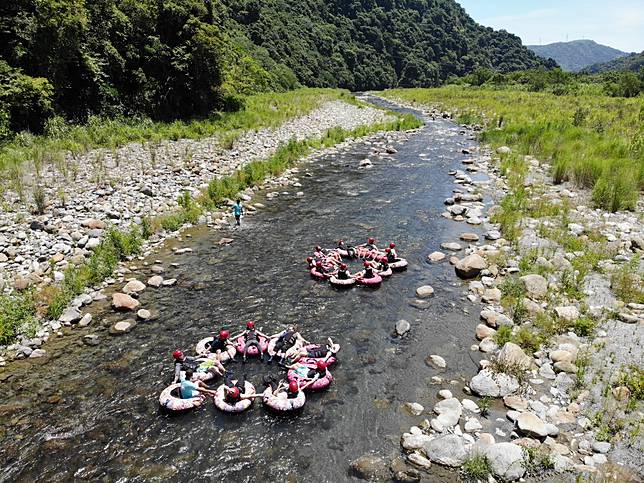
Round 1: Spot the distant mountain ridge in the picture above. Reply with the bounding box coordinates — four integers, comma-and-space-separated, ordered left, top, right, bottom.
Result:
581, 51, 644, 74
528, 40, 627, 72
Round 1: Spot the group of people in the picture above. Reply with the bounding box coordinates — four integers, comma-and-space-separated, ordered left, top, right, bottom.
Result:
308, 237, 405, 281
166, 322, 340, 412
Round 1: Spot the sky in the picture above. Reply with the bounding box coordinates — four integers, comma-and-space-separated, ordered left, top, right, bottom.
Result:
456, 0, 644, 52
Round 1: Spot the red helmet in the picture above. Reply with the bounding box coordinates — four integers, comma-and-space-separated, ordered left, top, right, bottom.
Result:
288, 381, 299, 393
315, 245, 322, 251
380, 257, 388, 264
338, 239, 344, 244
340, 263, 348, 270
219, 330, 229, 340
230, 386, 240, 398
368, 237, 375, 244
389, 242, 396, 248
316, 261, 323, 267
316, 360, 327, 371
246, 320, 255, 329
385, 248, 391, 253
364, 261, 370, 268
172, 350, 183, 360
306, 256, 312, 263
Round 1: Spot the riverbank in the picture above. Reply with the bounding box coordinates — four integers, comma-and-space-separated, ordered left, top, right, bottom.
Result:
0, 95, 421, 363
380, 94, 643, 481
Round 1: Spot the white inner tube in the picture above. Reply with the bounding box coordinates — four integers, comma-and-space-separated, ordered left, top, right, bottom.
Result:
159, 383, 204, 411
213, 380, 256, 413
262, 387, 306, 412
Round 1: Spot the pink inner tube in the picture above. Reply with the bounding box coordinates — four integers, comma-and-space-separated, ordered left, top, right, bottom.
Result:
159, 383, 204, 411
180, 369, 215, 382
390, 258, 408, 270
310, 267, 336, 280
214, 380, 256, 413
329, 275, 356, 287
195, 337, 236, 362
357, 273, 383, 286
287, 366, 333, 391
298, 344, 338, 366
262, 387, 306, 412
235, 335, 269, 356
377, 267, 393, 278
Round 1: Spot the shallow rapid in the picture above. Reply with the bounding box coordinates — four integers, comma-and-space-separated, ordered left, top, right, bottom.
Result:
0, 99, 488, 482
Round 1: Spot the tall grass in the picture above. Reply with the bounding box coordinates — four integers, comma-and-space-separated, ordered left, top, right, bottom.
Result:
0, 88, 353, 182
382, 87, 643, 211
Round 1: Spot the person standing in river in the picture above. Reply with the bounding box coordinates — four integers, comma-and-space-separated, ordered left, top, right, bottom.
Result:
233, 199, 244, 226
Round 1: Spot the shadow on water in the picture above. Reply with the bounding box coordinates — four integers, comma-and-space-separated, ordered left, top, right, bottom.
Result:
0, 98, 490, 482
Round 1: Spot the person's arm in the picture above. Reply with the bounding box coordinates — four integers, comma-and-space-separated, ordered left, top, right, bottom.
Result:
256, 329, 269, 338
230, 330, 245, 340
300, 378, 318, 390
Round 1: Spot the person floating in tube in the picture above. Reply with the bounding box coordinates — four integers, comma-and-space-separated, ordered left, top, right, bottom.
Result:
376, 256, 390, 274
232, 199, 244, 226
232, 321, 270, 363
180, 369, 218, 399
268, 325, 308, 364
388, 242, 398, 259
355, 261, 376, 280
172, 350, 203, 383
337, 263, 351, 280
385, 247, 396, 263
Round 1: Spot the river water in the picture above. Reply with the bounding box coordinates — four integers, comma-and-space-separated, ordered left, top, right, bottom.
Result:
0, 99, 490, 482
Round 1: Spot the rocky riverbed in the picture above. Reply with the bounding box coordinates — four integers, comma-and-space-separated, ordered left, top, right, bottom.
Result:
386, 100, 643, 482
0, 100, 397, 364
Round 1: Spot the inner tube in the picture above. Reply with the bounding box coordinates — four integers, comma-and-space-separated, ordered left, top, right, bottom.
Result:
298, 344, 338, 366
262, 387, 306, 412
179, 368, 215, 382
310, 267, 333, 280
287, 364, 333, 391
195, 337, 237, 362
235, 335, 269, 356
377, 267, 393, 278
389, 258, 408, 271
159, 383, 204, 411
356, 273, 383, 287
214, 380, 256, 413
329, 275, 356, 287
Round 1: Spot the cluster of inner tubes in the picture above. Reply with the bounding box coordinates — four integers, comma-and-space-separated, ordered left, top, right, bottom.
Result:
307, 237, 408, 288
159, 321, 340, 414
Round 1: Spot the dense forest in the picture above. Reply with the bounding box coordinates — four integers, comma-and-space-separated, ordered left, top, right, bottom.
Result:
582, 51, 644, 74
528, 40, 627, 72
0, 0, 551, 138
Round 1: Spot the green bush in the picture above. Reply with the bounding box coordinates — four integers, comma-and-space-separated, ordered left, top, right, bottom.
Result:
461, 454, 492, 479
0, 291, 36, 345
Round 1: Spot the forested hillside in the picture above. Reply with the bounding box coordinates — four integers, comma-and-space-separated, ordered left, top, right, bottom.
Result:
228, 0, 552, 90
0, 0, 551, 137
528, 40, 626, 72
582, 51, 644, 74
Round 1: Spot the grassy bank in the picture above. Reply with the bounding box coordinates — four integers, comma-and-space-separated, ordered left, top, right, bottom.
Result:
381, 87, 643, 211
0, 109, 421, 346
0, 88, 354, 186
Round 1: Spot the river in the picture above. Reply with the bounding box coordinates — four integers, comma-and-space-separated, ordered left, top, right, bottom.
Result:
0, 98, 490, 482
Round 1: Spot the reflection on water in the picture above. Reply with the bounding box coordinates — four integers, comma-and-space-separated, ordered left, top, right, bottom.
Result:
0, 99, 487, 482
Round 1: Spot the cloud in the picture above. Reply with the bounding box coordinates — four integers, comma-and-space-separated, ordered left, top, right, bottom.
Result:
611, 7, 644, 29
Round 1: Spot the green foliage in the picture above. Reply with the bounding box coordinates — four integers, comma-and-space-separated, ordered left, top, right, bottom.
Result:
384, 86, 643, 212
610, 256, 644, 304
0, 61, 54, 134
494, 325, 513, 346
522, 447, 555, 475
477, 396, 492, 418
582, 51, 644, 74
461, 454, 492, 479
617, 365, 644, 401
0, 291, 36, 345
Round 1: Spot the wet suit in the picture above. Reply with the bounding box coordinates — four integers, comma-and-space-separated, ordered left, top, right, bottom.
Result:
307, 346, 329, 359
387, 252, 396, 263
306, 367, 326, 379
274, 330, 297, 352
364, 266, 375, 279
337, 269, 350, 280
205, 337, 227, 353
174, 356, 199, 382
243, 329, 263, 360
224, 372, 246, 402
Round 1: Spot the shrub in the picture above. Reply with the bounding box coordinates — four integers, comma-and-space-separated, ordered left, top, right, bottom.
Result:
494, 325, 513, 346
0, 291, 36, 345
461, 454, 492, 480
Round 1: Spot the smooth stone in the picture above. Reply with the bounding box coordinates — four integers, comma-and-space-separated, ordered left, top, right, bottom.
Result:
78, 313, 92, 327
455, 254, 487, 279
481, 442, 526, 480
427, 355, 446, 368
438, 390, 453, 399
147, 275, 163, 287
416, 285, 434, 298
427, 251, 446, 262
423, 434, 467, 467
349, 455, 388, 481
441, 242, 462, 252
520, 274, 548, 299
123, 279, 146, 294
109, 320, 137, 335
470, 368, 519, 397
58, 307, 82, 324
405, 402, 424, 416
592, 441, 611, 454
516, 412, 548, 438
83, 334, 100, 346
112, 293, 140, 311
137, 309, 151, 320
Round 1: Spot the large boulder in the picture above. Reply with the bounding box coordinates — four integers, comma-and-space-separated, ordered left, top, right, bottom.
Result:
58, 307, 82, 324
433, 398, 463, 428
481, 442, 526, 480
112, 293, 140, 311
349, 455, 389, 481
123, 279, 146, 295
423, 434, 467, 467
401, 432, 433, 451
554, 306, 580, 322
470, 369, 519, 397
516, 412, 549, 438
455, 254, 487, 279
498, 342, 532, 369
520, 274, 548, 299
